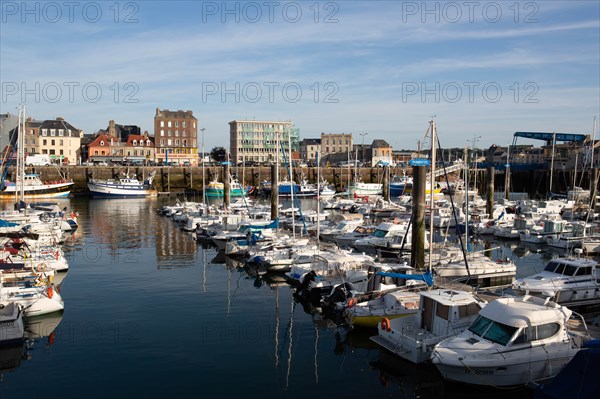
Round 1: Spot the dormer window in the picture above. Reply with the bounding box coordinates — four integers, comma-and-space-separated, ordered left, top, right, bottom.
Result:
146, 140, 151, 146
100, 141, 105, 146
132, 140, 137, 146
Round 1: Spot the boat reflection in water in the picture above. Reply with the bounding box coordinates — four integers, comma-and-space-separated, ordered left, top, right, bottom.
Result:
0, 311, 63, 380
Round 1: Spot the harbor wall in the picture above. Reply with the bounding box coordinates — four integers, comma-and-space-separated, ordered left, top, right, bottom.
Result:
5, 166, 595, 198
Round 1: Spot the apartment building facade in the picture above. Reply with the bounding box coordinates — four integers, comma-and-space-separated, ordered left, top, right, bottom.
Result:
229, 120, 299, 164
154, 108, 198, 165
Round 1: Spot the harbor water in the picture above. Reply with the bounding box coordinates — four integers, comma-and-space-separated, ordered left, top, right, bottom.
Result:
1, 196, 581, 398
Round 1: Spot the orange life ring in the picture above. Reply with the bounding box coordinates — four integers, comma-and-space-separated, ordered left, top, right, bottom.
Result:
381, 317, 391, 332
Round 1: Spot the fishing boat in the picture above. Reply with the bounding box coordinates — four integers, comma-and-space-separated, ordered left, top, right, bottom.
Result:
278, 179, 318, 198
0, 174, 73, 199
0, 107, 73, 199
348, 181, 382, 196
431, 295, 591, 387
87, 171, 157, 198
205, 176, 248, 197
389, 174, 413, 197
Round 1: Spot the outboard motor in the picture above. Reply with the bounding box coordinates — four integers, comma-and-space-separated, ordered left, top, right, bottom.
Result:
295, 270, 317, 297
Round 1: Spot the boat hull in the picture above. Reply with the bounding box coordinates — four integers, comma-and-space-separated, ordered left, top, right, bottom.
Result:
87, 183, 157, 197
351, 312, 415, 328
433, 352, 574, 387
0, 183, 72, 199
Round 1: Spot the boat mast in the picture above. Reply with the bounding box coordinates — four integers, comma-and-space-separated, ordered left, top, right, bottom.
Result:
428, 119, 437, 274
317, 150, 320, 248
549, 131, 556, 196
464, 145, 469, 251
201, 128, 206, 212
287, 126, 296, 239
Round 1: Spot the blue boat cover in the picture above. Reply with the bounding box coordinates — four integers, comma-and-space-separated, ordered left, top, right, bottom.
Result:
0, 219, 19, 227
376, 270, 433, 286
534, 346, 600, 399
248, 219, 279, 230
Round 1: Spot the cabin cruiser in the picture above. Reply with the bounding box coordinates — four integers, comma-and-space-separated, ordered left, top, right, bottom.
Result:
512, 253, 599, 304
432, 295, 591, 386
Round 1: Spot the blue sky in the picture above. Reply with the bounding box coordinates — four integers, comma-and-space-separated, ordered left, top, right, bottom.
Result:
1, 1, 598, 151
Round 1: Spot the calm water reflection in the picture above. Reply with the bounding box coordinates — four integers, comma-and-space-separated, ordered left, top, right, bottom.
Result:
0, 197, 561, 398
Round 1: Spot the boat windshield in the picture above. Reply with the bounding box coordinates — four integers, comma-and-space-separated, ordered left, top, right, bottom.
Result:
372, 229, 387, 238
468, 315, 518, 346
544, 261, 560, 272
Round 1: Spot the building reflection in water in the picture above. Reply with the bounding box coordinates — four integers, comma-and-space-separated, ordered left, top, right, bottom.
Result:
155, 212, 196, 269
86, 198, 197, 269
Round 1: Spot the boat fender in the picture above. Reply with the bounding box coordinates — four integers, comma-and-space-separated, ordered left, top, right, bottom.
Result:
346, 298, 357, 308
47, 286, 54, 299
381, 317, 391, 332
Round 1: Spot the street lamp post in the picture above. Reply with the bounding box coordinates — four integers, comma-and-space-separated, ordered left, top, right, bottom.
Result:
360, 132, 368, 165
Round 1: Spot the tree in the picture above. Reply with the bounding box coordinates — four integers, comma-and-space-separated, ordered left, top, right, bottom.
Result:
210, 147, 227, 163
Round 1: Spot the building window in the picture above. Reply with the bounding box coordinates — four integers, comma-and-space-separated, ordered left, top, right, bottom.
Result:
168, 130, 172, 136
43, 139, 47, 145
59, 149, 63, 155
146, 140, 151, 146
132, 140, 137, 146
175, 139, 180, 145
51, 139, 55, 146
183, 130, 186, 137
168, 121, 172, 127
100, 141, 105, 146
161, 130, 164, 136
160, 121, 164, 127
175, 121, 179, 127
175, 130, 179, 137
43, 149, 48, 154
42, 129, 47, 136
193, 122, 196, 128
50, 129, 56, 136
58, 129, 64, 136
182, 121, 186, 128
161, 139, 165, 145
59, 139, 63, 145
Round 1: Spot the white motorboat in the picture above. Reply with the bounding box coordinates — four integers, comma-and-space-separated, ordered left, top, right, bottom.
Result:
370, 288, 485, 364
0, 302, 24, 346
87, 171, 157, 197
0, 282, 64, 316
333, 225, 377, 248
353, 222, 408, 254
433, 252, 516, 287
512, 253, 599, 304
431, 295, 591, 387
318, 218, 363, 243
